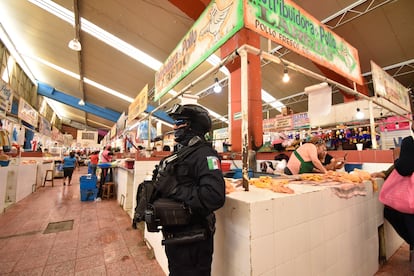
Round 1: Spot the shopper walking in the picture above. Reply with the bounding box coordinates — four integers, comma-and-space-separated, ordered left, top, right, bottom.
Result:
62, 151, 77, 186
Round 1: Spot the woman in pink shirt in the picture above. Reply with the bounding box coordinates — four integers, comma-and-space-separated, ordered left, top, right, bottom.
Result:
101, 145, 113, 163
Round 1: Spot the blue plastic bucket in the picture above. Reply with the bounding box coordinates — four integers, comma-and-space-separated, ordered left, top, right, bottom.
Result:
233, 168, 253, 179
344, 163, 362, 173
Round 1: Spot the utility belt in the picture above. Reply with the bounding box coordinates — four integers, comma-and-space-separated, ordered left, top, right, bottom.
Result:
162, 228, 207, 245
161, 217, 215, 245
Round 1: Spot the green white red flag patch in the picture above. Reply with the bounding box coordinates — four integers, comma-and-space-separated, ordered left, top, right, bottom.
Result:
207, 156, 220, 170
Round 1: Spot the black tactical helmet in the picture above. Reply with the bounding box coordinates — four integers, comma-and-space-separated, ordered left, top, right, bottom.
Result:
169, 104, 212, 134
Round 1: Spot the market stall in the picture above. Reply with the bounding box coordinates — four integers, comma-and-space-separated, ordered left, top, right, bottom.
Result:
212, 177, 403, 276
134, 157, 403, 275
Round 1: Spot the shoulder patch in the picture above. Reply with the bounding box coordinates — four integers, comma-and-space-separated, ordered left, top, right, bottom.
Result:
206, 156, 220, 170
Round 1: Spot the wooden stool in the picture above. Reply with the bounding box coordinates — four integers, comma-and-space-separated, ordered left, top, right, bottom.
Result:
43, 170, 54, 187
102, 182, 115, 199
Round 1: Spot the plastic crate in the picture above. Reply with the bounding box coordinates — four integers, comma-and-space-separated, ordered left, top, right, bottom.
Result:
80, 175, 97, 189
80, 188, 98, 201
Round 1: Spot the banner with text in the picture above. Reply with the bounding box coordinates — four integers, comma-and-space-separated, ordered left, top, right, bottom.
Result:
292, 112, 309, 129
0, 80, 13, 116
263, 112, 309, 132
18, 98, 38, 127
371, 60, 411, 112
51, 126, 62, 142
244, 0, 363, 84
154, 0, 244, 100
39, 116, 52, 137
116, 112, 127, 134
263, 117, 293, 131
110, 124, 117, 139
128, 85, 148, 125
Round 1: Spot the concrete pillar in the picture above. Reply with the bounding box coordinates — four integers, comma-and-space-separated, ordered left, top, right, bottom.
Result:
220, 28, 263, 152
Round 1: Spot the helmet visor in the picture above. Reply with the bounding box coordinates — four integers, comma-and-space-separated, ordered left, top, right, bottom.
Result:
174, 119, 188, 127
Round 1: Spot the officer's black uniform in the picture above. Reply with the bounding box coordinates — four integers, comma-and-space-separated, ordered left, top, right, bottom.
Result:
153, 104, 226, 276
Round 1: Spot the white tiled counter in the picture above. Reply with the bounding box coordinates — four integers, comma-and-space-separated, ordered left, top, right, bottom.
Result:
4, 163, 38, 210
133, 159, 403, 276
134, 159, 169, 274
15, 163, 38, 202
20, 156, 52, 189
212, 180, 401, 276
114, 166, 135, 216
0, 166, 9, 213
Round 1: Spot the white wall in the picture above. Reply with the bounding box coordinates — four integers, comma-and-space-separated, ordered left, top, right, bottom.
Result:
76, 130, 99, 148
309, 98, 408, 128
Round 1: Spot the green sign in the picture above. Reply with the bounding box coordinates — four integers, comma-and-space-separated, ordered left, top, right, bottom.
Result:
154, 0, 244, 101
244, 0, 363, 84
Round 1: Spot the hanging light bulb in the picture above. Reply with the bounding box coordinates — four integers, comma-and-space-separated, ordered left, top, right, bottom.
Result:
213, 77, 222, 93
356, 108, 364, 119
78, 99, 85, 106
68, 38, 82, 51
282, 66, 290, 83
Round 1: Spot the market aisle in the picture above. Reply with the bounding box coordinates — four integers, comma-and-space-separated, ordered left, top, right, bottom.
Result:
0, 166, 165, 275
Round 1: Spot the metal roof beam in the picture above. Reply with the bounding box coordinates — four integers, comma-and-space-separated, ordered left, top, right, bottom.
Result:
37, 82, 121, 122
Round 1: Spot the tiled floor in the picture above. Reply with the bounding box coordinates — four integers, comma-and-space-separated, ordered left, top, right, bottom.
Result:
0, 166, 412, 275
375, 243, 414, 276
0, 166, 165, 276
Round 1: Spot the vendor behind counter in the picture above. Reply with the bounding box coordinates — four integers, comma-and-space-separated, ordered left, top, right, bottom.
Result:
284, 137, 327, 175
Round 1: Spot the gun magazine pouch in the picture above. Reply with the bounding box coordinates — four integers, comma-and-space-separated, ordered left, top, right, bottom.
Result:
146, 198, 191, 230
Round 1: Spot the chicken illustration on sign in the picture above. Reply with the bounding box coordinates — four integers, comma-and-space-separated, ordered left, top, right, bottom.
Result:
200, 2, 233, 41
154, 0, 243, 101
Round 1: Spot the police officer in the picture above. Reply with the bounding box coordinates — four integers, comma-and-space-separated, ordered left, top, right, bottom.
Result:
153, 104, 225, 276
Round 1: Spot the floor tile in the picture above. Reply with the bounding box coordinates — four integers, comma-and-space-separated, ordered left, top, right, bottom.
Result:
75, 253, 105, 272
42, 259, 76, 275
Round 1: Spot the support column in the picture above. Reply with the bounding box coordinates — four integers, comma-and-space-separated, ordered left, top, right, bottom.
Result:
220, 28, 263, 152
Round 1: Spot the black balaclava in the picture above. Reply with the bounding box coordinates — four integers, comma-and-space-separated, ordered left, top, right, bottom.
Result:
173, 120, 205, 148
174, 125, 194, 144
